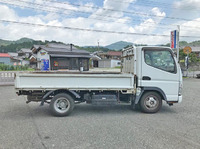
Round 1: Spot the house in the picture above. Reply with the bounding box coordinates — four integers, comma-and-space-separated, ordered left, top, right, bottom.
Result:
9, 52, 21, 65
18, 48, 32, 58
188, 46, 200, 57
90, 52, 101, 67
98, 51, 122, 60
9, 48, 32, 66
179, 46, 200, 59
31, 43, 91, 71
0, 53, 11, 65
29, 54, 37, 68
17, 48, 32, 65
96, 51, 122, 68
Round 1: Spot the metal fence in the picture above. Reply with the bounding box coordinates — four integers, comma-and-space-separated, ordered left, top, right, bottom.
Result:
182, 70, 200, 78
0, 71, 15, 85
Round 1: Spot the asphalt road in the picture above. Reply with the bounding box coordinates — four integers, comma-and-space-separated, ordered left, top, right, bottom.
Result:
0, 78, 200, 149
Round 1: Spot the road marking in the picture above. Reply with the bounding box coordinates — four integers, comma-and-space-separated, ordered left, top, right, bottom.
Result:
10, 99, 16, 101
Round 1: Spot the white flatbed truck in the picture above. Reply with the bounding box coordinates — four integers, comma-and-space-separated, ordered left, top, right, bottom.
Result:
15, 46, 183, 116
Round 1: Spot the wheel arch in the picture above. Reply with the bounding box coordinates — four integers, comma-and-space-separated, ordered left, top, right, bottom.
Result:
40, 89, 80, 106
135, 87, 167, 104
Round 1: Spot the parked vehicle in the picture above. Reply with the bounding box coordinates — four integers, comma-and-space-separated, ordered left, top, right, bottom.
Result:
15, 46, 183, 116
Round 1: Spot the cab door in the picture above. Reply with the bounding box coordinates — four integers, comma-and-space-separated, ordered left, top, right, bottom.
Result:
141, 47, 180, 102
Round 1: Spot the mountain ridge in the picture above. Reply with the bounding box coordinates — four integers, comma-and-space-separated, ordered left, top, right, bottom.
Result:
1, 37, 200, 53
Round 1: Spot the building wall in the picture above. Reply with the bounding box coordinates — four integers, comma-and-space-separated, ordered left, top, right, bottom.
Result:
22, 60, 30, 66
98, 60, 111, 68
0, 57, 12, 65
98, 59, 121, 68
50, 57, 89, 71
110, 59, 121, 67
50, 57, 70, 70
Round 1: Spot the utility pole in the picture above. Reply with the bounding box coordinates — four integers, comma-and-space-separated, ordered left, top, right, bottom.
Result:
97, 40, 99, 52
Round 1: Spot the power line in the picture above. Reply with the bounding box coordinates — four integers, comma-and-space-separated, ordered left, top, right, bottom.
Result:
1, 0, 200, 32
112, 0, 200, 11
1, 19, 200, 39
38, 0, 200, 22
0, 19, 168, 36
35, 0, 200, 30
0, 1, 133, 25
6, 0, 130, 21
0, 0, 176, 30
3, 0, 200, 31
1, 0, 154, 27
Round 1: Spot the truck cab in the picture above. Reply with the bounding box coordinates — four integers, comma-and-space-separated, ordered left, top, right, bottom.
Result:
122, 46, 182, 113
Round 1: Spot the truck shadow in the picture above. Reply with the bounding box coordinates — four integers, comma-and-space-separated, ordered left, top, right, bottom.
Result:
1, 103, 178, 119
71, 104, 178, 116
32, 103, 178, 117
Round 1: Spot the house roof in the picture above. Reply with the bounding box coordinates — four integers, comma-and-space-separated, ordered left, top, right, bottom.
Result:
41, 46, 89, 54
20, 48, 32, 53
180, 46, 200, 52
32, 43, 91, 58
8, 52, 18, 57
50, 54, 91, 58
0, 53, 10, 57
10, 56, 23, 61
90, 54, 101, 60
107, 51, 122, 56
189, 46, 200, 52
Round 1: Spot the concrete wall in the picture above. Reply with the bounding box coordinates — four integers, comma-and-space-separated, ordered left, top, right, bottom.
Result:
110, 59, 121, 68
98, 60, 111, 68
98, 59, 121, 68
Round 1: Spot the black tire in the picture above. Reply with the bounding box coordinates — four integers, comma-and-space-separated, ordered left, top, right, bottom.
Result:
139, 92, 162, 113
50, 93, 74, 117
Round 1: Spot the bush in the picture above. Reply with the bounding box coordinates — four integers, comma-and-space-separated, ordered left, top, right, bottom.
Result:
0, 64, 29, 71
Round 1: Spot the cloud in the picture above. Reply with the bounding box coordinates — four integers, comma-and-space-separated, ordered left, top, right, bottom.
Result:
174, 0, 200, 9
178, 18, 200, 42
0, 1, 192, 46
90, 0, 136, 21
170, 0, 200, 24
151, 7, 166, 17
0, 5, 18, 20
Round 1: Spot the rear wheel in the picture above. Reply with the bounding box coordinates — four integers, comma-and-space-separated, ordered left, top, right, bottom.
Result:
140, 92, 162, 113
50, 93, 74, 116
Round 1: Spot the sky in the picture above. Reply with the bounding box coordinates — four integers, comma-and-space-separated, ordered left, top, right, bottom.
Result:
0, 0, 200, 46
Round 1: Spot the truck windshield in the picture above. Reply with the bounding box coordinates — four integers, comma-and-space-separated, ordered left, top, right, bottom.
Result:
144, 49, 176, 73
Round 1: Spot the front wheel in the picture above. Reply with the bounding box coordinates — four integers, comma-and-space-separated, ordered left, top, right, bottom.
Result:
50, 93, 74, 116
140, 92, 162, 113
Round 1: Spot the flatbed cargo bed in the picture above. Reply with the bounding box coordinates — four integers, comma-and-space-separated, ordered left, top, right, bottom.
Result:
15, 71, 134, 91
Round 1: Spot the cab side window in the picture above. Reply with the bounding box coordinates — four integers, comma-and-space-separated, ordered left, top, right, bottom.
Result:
144, 50, 176, 73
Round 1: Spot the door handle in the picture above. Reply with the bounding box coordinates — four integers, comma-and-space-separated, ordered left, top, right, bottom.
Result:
142, 76, 151, 80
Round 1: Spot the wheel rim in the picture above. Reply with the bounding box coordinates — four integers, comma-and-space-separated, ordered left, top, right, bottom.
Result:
54, 97, 70, 113
144, 95, 159, 110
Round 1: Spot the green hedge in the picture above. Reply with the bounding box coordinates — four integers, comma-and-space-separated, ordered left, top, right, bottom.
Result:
0, 64, 29, 71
